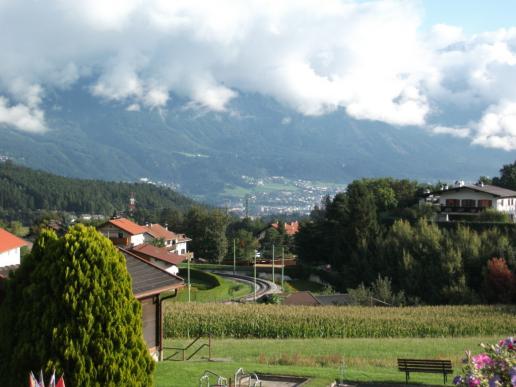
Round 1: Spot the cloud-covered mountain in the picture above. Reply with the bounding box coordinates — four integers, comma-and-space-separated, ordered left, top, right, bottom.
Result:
2, 0, 516, 151
1, 0, 516, 200
0, 86, 514, 199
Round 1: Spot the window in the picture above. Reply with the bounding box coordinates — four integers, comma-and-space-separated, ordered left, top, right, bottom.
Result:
181, 249, 186, 255
118, 232, 124, 238
461, 199, 476, 207
445, 199, 460, 206
478, 200, 492, 208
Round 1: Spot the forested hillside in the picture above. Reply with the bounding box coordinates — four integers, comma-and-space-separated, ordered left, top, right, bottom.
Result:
1, 86, 514, 202
0, 161, 195, 220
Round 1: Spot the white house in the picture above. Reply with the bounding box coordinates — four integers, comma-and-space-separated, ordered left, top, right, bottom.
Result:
143, 223, 192, 258
0, 227, 29, 269
97, 217, 147, 247
430, 182, 516, 221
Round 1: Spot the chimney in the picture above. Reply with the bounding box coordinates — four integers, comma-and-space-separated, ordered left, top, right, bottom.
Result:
165, 223, 168, 231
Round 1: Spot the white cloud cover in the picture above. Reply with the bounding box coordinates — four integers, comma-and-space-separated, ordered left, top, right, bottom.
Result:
0, 0, 515, 150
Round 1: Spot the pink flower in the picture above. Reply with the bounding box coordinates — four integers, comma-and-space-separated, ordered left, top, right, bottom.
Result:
472, 353, 494, 369
467, 376, 481, 387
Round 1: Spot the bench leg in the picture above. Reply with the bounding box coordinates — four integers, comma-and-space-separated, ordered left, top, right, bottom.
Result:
406, 371, 409, 384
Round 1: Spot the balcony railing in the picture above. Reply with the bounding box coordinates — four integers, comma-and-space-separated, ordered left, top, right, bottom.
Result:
440, 205, 490, 213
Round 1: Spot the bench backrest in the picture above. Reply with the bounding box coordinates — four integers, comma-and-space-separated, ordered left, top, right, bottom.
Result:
398, 358, 453, 373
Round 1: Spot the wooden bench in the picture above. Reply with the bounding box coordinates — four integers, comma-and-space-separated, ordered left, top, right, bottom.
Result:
397, 358, 453, 384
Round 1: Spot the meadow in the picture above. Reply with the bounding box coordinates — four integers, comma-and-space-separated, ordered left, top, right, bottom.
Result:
155, 336, 510, 386
171, 269, 252, 303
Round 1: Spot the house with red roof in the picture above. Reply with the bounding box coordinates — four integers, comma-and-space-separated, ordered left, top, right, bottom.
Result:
0, 227, 29, 270
257, 221, 300, 240
97, 217, 147, 247
130, 243, 185, 276
272, 221, 299, 236
143, 223, 192, 258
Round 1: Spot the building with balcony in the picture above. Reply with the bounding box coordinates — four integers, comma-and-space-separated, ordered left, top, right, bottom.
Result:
143, 223, 192, 258
427, 182, 516, 221
97, 217, 147, 247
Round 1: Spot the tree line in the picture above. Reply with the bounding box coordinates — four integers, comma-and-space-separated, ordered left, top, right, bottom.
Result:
295, 174, 516, 304
0, 161, 195, 223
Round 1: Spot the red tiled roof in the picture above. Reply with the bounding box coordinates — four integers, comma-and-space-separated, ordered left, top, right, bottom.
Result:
144, 224, 192, 242
0, 228, 29, 255
144, 224, 176, 240
131, 244, 186, 266
107, 218, 147, 236
271, 221, 300, 236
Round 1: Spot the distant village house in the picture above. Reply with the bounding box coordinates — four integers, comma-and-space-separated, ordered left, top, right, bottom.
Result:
0, 227, 29, 275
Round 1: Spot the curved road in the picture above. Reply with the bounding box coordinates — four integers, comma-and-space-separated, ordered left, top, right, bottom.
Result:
213, 271, 282, 302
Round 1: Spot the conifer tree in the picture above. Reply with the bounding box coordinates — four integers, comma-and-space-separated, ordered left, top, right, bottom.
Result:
0, 224, 154, 386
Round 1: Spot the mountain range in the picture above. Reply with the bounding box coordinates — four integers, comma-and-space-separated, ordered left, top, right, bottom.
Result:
1, 84, 515, 202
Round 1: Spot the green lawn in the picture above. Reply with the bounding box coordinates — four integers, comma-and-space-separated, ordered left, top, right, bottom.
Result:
172, 272, 252, 302
156, 336, 501, 386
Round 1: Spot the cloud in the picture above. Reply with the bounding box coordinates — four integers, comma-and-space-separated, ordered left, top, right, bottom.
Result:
473, 101, 516, 150
0, 0, 515, 150
431, 125, 471, 138
0, 97, 46, 133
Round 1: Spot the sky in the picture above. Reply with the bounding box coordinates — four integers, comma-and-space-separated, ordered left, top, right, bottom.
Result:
1, 0, 516, 151
422, 0, 516, 34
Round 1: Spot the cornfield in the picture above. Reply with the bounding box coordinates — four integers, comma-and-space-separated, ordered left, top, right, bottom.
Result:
163, 303, 516, 339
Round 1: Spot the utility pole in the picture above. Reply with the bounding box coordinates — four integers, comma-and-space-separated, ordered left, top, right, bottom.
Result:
281, 246, 285, 289
233, 238, 236, 275
253, 253, 257, 302
187, 257, 191, 303
272, 244, 275, 284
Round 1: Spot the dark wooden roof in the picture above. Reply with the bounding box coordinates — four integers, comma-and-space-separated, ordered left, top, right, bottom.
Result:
119, 248, 184, 299
436, 184, 516, 198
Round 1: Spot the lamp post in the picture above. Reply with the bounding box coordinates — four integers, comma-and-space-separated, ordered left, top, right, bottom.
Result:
281, 246, 285, 289
187, 256, 191, 303
272, 244, 275, 284
233, 238, 236, 275
253, 253, 257, 302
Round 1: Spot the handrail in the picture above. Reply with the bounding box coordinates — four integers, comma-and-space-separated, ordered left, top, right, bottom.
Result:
199, 370, 228, 387
164, 334, 211, 361
234, 368, 261, 387
187, 343, 209, 360
168, 335, 202, 352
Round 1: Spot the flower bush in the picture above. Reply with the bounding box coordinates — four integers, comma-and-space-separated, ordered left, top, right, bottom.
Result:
454, 337, 516, 387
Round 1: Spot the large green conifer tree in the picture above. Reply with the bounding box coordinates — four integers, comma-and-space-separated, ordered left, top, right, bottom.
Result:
0, 224, 154, 386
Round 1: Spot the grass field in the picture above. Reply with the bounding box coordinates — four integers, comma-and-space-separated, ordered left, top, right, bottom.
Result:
155, 336, 505, 386
172, 270, 252, 302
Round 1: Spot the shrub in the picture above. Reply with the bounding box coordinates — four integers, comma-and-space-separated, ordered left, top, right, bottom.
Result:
0, 225, 154, 386
453, 337, 516, 387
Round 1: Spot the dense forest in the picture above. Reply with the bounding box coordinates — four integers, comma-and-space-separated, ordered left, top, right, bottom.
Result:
0, 161, 196, 223
295, 166, 516, 305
